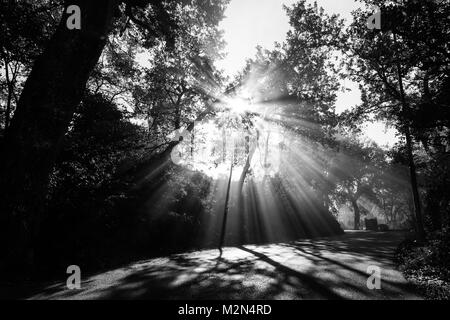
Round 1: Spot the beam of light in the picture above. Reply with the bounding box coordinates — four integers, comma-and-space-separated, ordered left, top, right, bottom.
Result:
131, 101, 407, 249
129, 37, 408, 249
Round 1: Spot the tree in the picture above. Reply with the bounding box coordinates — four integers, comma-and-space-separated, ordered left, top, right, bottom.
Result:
0, 0, 60, 131
0, 1, 121, 270
374, 162, 413, 230
231, 0, 346, 178
209, 1, 347, 242
132, 6, 226, 147
0, 0, 227, 270
328, 137, 385, 230
342, 0, 450, 239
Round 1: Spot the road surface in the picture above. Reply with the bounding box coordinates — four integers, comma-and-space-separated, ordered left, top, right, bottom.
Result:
28, 231, 421, 300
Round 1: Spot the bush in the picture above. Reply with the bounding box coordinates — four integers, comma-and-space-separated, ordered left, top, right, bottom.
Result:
396, 229, 450, 299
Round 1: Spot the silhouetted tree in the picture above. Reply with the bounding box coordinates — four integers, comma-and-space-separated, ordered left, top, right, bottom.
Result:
0, 0, 227, 271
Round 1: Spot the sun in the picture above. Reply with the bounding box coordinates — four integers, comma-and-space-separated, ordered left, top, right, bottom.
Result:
225, 97, 252, 114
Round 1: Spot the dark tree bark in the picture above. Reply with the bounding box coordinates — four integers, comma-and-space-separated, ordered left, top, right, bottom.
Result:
404, 126, 425, 239
351, 199, 360, 230
393, 53, 425, 240
0, 0, 119, 270
2, 57, 13, 130
388, 32, 425, 240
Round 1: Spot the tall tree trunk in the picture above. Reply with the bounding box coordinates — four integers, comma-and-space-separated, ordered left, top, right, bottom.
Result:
393, 33, 425, 240
219, 159, 234, 256
5, 85, 12, 130
237, 129, 257, 195
351, 199, 360, 230
404, 127, 425, 239
0, 0, 118, 271
2, 57, 13, 130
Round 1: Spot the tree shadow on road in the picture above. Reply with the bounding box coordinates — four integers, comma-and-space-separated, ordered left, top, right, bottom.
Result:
28, 231, 421, 300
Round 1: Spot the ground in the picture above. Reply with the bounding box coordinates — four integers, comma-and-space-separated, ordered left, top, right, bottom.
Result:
27, 231, 421, 300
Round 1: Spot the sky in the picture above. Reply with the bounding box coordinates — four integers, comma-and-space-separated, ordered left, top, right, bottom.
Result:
217, 0, 398, 147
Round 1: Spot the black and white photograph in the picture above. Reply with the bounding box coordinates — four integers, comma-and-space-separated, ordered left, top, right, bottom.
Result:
0, 0, 449, 306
